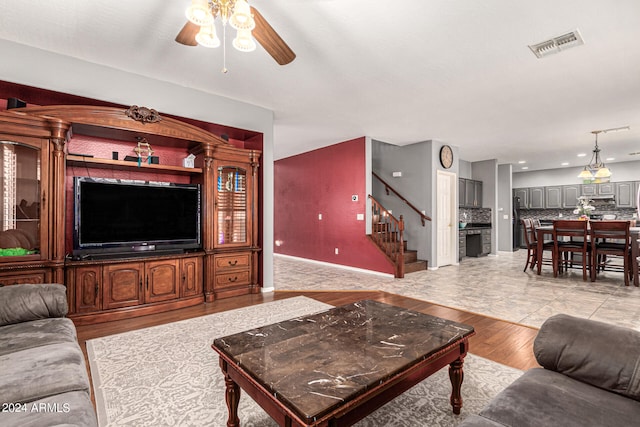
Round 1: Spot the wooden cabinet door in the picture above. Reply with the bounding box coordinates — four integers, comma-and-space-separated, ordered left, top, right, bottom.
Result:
145, 259, 180, 303
465, 180, 476, 207
514, 188, 529, 209
181, 256, 203, 298
103, 262, 144, 310
562, 185, 581, 208
458, 179, 466, 206
545, 186, 562, 208
73, 266, 102, 313
474, 181, 483, 207
529, 187, 545, 209
615, 182, 634, 207
581, 184, 597, 196
597, 183, 615, 195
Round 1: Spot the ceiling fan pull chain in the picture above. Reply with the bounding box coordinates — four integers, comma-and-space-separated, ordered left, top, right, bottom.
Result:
222, 24, 228, 73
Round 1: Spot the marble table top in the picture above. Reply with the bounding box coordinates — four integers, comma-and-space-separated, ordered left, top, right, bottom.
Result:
213, 299, 475, 423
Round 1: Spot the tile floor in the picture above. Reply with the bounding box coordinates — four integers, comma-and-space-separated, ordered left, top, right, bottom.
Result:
274, 251, 640, 331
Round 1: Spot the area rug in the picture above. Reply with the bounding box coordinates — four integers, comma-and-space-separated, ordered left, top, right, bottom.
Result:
87, 296, 523, 426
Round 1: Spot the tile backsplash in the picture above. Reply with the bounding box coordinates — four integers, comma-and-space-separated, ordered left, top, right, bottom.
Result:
459, 207, 492, 224
519, 207, 637, 220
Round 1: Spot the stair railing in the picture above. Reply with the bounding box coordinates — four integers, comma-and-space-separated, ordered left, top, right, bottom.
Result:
369, 195, 405, 278
372, 171, 431, 226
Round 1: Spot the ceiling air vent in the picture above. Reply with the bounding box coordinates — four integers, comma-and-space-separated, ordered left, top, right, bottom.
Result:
528, 30, 584, 58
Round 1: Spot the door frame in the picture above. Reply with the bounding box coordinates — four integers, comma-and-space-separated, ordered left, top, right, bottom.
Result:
436, 170, 458, 267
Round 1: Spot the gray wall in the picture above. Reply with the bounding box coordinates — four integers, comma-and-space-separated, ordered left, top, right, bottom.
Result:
372, 140, 433, 264
471, 160, 498, 255
497, 164, 513, 251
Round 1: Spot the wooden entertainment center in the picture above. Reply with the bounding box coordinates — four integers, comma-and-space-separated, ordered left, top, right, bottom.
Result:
0, 105, 261, 324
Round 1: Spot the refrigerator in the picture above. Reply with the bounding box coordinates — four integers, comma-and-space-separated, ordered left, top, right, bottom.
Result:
512, 196, 521, 250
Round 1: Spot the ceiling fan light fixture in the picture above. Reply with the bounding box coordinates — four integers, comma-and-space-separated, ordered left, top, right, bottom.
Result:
195, 24, 221, 48
186, 0, 214, 26
233, 29, 256, 52
230, 0, 255, 31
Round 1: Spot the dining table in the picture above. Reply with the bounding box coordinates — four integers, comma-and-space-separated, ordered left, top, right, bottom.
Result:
535, 223, 640, 286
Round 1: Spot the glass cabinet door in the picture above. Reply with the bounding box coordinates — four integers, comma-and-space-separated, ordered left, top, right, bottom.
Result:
0, 141, 41, 257
216, 165, 247, 246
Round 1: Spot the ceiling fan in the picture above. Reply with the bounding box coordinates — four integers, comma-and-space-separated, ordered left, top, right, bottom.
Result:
175, 0, 296, 67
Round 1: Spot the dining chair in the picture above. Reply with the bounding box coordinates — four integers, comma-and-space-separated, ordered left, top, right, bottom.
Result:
553, 220, 590, 281
522, 218, 553, 273
521, 219, 535, 271
590, 220, 632, 286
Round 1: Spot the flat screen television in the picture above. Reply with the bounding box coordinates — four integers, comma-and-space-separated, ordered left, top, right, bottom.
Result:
73, 177, 201, 258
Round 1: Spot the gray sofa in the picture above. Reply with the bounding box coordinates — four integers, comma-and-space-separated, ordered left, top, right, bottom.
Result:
0, 283, 97, 427
460, 313, 640, 427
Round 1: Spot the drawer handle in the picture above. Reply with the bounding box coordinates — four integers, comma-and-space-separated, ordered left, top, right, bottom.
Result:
228, 260, 238, 266
228, 276, 238, 283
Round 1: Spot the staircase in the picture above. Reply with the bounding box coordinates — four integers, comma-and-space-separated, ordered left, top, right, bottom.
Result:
369, 195, 429, 278
371, 221, 428, 275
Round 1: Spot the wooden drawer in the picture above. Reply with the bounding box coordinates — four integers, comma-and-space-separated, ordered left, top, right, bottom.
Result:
0, 270, 48, 286
214, 270, 251, 289
215, 253, 250, 270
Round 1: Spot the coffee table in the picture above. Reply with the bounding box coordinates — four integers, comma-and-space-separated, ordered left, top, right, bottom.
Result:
212, 300, 476, 426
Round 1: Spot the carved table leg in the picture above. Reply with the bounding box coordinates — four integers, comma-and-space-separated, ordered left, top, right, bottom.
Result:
449, 357, 465, 415
220, 359, 241, 427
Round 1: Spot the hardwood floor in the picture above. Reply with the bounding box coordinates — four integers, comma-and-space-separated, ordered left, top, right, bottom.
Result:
76, 291, 540, 373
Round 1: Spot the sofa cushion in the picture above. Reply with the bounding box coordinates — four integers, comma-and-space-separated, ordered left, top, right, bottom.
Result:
0, 390, 97, 427
534, 313, 640, 401
0, 284, 68, 326
0, 342, 90, 404
476, 368, 640, 427
0, 318, 78, 356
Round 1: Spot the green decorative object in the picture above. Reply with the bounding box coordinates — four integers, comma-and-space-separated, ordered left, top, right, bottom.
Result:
0, 247, 36, 257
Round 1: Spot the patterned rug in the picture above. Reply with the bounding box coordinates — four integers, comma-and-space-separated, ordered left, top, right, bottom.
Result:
87, 296, 523, 426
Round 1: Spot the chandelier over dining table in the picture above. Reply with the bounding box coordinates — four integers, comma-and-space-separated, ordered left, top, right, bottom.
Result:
577, 125, 629, 183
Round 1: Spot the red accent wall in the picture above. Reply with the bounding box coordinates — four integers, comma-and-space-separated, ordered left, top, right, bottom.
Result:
274, 137, 393, 274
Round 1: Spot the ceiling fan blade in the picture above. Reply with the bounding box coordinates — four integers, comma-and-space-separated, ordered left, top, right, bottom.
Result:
250, 6, 296, 65
175, 21, 199, 46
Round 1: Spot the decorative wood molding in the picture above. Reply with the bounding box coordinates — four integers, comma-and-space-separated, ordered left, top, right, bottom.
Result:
125, 105, 161, 124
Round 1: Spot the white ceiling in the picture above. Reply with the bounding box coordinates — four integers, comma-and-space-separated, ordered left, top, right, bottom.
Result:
1, 0, 639, 170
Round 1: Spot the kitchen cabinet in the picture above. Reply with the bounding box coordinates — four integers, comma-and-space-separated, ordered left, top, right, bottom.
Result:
461, 179, 483, 207
635, 182, 640, 209
545, 186, 562, 209
582, 183, 616, 197
615, 181, 636, 208
529, 187, 545, 209
459, 179, 466, 207
481, 229, 491, 255
514, 188, 529, 208
459, 231, 466, 261
562, 185, 581, 208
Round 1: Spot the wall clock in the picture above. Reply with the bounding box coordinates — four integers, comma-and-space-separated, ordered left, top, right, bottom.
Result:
440, 145, 454, 169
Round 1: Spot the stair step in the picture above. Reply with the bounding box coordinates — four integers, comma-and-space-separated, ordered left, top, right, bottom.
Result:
403, 249, 418, 263
404, 260, 428, 274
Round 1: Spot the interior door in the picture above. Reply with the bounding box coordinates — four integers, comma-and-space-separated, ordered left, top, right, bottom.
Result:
437, 170, 457, 267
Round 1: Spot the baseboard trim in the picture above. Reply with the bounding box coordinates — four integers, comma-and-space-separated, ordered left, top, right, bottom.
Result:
274, 254, 394, 278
